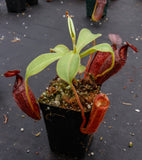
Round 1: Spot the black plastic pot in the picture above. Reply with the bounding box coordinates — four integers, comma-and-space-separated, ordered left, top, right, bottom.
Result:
5, 0, 26, 13
40, 103, 93, 156
26, 0, 38, 5
86, 0, 109, 17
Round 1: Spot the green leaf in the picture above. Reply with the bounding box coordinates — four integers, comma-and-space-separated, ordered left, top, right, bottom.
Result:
57, 52, 80, 84
50, 44, 69, 54
68, 17, 76, 41
76, 28, 102, 53
25, 53, 65, 81
78, 65, 86, 74
80, 43, 114, 58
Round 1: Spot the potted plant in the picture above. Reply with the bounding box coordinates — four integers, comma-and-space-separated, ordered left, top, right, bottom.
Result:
5, 0, 26, 13
4, 12, 137, 156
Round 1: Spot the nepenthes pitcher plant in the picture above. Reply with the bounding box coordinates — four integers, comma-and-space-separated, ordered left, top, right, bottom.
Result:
4, 15, 138, 135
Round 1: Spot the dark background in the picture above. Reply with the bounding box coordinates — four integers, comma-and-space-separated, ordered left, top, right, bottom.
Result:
0, 0, 142, 160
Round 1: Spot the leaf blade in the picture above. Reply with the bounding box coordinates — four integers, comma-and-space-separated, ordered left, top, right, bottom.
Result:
80, 43, 114, 58
68, 17, 76, 41
25, 53, 65, 81
78, 65, 86, 74
57, 53, 80, 84
50, 44, 69, 54
76, 28, 102, 53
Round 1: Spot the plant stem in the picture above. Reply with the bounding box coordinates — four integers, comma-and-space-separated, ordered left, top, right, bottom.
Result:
71, 84, 86, 129
73, 38, 76, 53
